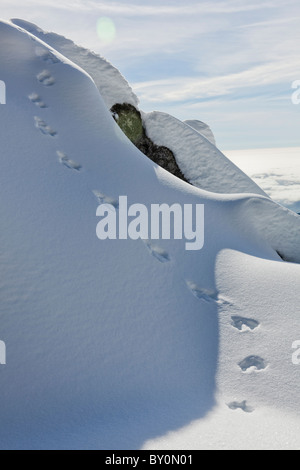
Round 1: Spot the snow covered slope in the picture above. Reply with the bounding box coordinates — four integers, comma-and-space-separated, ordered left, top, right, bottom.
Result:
143, 111, 267, 196
11, 18, 139, 110
144, 249, 300, 450
184, 119, 216, 146
0, 20, 300, 450
9, 19, 270, 199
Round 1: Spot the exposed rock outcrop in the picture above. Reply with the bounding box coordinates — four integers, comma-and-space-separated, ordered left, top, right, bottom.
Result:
111, 103, 188, 183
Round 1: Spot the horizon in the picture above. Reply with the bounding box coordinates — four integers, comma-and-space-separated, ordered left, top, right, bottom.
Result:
0, 0, 299, 150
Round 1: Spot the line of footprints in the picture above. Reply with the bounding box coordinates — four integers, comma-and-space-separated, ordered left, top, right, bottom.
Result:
30, 48, 172, 263
227, 315, 266, 414
30, 48, 266, 415
29, 48, 81, 172
188, 283, 265, 413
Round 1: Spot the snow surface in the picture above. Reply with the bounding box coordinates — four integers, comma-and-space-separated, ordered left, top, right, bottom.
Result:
142, 110, 267, 196
11, 18, 139, 111
184, 119, 216, 146
145, 249, 300, 450
0, 19, 300, 450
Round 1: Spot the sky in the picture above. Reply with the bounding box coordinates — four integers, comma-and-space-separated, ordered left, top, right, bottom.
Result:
1, 0, 300, 150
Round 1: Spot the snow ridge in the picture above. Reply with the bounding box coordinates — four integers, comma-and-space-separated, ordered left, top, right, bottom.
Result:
11, 18, 139, 110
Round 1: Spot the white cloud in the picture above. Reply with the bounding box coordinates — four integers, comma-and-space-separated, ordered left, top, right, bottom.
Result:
238, 16, 300, 29
225, 148, 300, 210
132, 60, 300, 103
1, 0, 294, 16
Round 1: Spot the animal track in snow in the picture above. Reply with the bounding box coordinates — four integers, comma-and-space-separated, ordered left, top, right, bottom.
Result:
34, 117, 57, 137
227, 401, 254, 413
28, 93, 47, 108
143, 240, 171, 263
92, 190, 119, 210
57, 151, 82, 171
186, 281, 230, 305
37, 70, 55, 87
35, 47, 59, 64
238, 356, 267, 373
231, 316, 259, 332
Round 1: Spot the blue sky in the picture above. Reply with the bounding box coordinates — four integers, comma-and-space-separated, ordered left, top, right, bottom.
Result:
1, 0, 300, 150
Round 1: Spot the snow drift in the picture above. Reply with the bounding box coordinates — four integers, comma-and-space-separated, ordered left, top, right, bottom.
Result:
0, 19, 300, 450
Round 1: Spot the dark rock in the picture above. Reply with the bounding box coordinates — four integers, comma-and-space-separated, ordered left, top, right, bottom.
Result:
111, 103, 188, 184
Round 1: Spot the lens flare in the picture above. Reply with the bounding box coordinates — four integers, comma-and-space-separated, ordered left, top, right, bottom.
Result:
96, 17, 116, 45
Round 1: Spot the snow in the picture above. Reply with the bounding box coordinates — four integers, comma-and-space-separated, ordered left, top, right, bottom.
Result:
11, 18, 139, 110
143, 405, 300, 450
142, 110, 267, 196
145, 249, 300, 450
184, 119, 216, 146
0, 19, 300, 450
